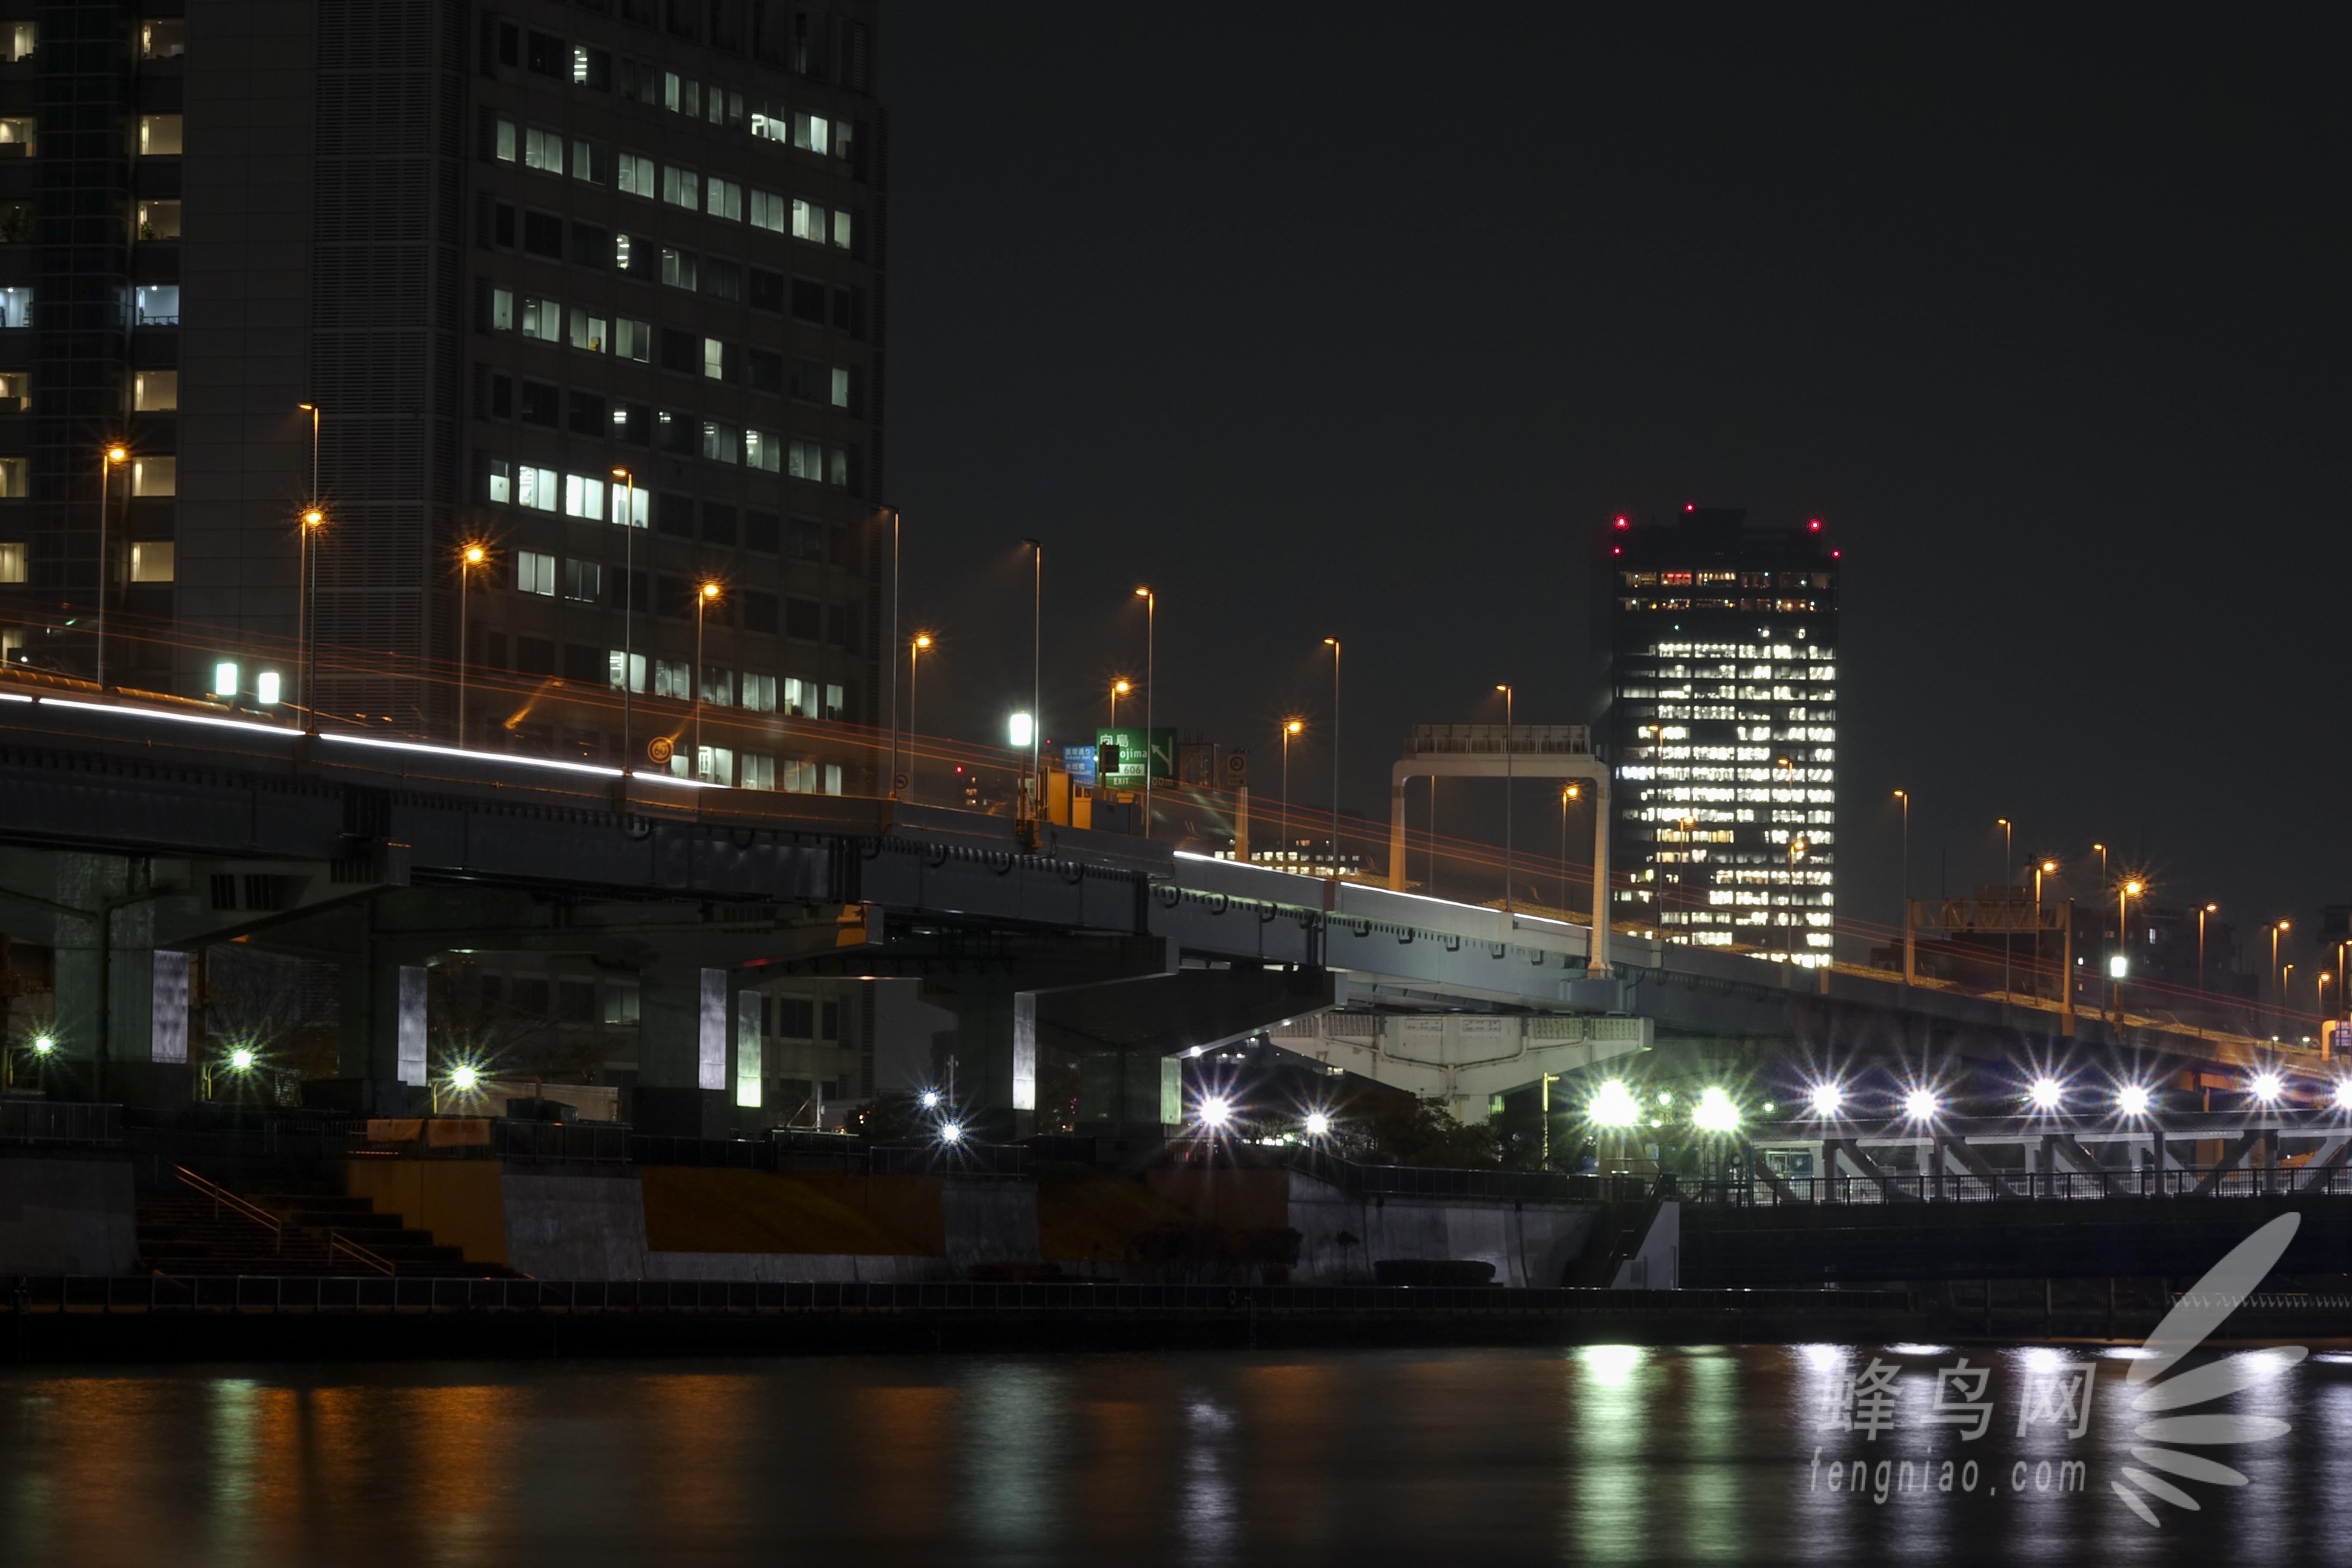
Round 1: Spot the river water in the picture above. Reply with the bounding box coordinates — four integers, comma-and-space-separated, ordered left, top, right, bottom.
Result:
2, 1341, 2346, 1566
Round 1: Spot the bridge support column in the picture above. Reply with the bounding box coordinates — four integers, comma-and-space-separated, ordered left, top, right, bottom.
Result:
37, 853, 193, 1106
336, 946, 429, 1106
637, 954, 732, 1138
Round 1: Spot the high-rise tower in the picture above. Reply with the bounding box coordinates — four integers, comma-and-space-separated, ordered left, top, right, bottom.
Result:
1595, 507, 1839, 963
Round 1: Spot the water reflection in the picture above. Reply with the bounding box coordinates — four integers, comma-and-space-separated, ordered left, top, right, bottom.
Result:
0, 1344, 2342, 1565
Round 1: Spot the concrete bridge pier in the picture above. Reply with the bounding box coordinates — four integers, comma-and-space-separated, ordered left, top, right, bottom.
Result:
0, 850, 196, 1106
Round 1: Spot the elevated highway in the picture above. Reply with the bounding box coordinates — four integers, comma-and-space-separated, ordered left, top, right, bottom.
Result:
0, 680, 2302, 1133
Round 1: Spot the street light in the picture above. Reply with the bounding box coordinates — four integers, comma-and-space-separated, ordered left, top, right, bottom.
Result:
456, 543, 487, 743
1324, 637, 1341, 876
1806, 1081, 1844, 1117
1902, 1087, 1940, 1122
297, 505, 325, 732
695, 580, 722, 778
1109, 678, 1130, 729
2271, 918, 2292, 1028
1134, 587, 1155, 839
1561, 781, 1583, 914
2114, 878, 2144, 1024
1997, 818, 2013, 1001
1280, 718, 1304, 863
2250, 1071, 2285, 1106
1786, 838, 1809, 962
1496, 683, 1514, 919
1893, 789, 1911, 984
1587, 1079, 1641, 1128
1024, 539, 1043, 806
1302, 1109, 1332, 1139
2027, 1076, 2064, 1112
906, 634, 934, 788
95, 442, 129, 686
613, 467, 638, 771
2197, 902, 2219, 994
2116, 1083, 2153, 1118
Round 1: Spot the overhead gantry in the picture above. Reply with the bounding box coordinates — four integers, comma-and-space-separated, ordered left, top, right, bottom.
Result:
1387, 723, 1611, 976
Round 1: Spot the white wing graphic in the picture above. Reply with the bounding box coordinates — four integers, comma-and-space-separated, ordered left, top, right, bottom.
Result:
2111, 1212, 2303, 1527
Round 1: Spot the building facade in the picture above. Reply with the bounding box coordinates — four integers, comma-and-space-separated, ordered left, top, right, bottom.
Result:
0, 0, 885, 792
1594, 507, 1839, 963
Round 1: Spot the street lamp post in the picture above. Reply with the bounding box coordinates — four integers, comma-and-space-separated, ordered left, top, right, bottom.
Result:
1788, 839, 1809, 961
1893, 789, 1911, 984
95, 443, 128, 686
1997, 817, 2013, 1001
456, 543, 485, 742
888, 508, 901, 797
1280, 719, 1302, 864
1109, 678, 1129, 731
2196, 902, 2218, 995
1561, 781, 1582, 913
2115, 879, 2145, 1025
1495, 683, 1513, 919
613, 467, 637, 771
907, 634, 932, 784
297, 506, 323, 731
1324, 637, 1340, 877
2271, 919, 2292, 1032
1134, 587, 1155, 839
1025, 539, 1043, 802
695, 580, 721, 776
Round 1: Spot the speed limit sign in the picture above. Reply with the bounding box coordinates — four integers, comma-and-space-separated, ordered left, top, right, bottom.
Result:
646, 736, 674, 765
894, 772, 910, 792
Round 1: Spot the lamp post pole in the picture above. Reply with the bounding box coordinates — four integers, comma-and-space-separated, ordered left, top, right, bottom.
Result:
95, 444, 126, 686
906, 634, 931, 788
613, 468, 636, 771
1894, 790, 1913, 985
1997, 817, 2013, 1001
297, 402, 321, 729
2272, 919, 2291, 1034
695, 582, 720, 776
1324, 637, 1340, 877
1026, 539, 1042, 799
2196, 903, 2217, 992
1495, 683, 1514, 919
1134, 587, 1155, 838
1560, 782, 1581, 913
456, 544, 486, 742
888, 508, 901, 797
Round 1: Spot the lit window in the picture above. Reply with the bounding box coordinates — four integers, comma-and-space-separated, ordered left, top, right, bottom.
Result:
745, 429, 781, 473
135, 285, 180, 325
701, 668, 733, 706
489, 288, 514, 331
703, 337, 726, 380
129, 541, 174, 583
831, 208, 851, 249
562, 475, 604, 520
521, 297, 560, 343
568, 309, 608, 352
517, 465, 557, 511
660, 165, 700, 211
524, 126, 563, 172
695, 745, 734, 785
792, 111, 830, 155
660, 248, 696, 290
790, 199, 827, 243
614, 318, 652, 361
743, 674, 778, 713
749, 190, 785, 233
608, 651, 646, 694
2, 285, 38, 327
136, 200, 181, 240
134, 371, 176, 411
0, 118, 34, 156
516, 550, 556, 595
571, 139, 604, 184
701, 421, 741, 464
653, 658, 691, 699
705, 177, 742, 222
487, 459, 511, 504
829, 367, 850, 408
493, 119, 516, 162
616, 153, 655, 198
131, 457, 175, 497
0, 542, 22, 582
11, 22, 37, 61
740, 752, 775, 791
608, 484, 649, 528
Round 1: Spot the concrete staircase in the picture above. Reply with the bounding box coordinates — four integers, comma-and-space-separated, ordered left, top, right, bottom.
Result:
137, 1175, 522, 1279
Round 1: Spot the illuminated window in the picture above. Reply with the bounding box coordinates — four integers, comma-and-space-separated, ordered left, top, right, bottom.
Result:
0, 541, 23, 582
129, 541, 174, 582
138, 115, 183, 156
131, 457, 175, 496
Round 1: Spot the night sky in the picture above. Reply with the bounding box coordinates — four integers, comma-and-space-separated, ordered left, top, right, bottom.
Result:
879, 6, 2350, 988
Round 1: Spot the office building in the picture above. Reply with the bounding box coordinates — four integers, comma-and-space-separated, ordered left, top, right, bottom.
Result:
0, 0, 885, 792
1594, 506, 1839, 962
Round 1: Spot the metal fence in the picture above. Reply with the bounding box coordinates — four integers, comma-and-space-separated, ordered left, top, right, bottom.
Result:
1684, 1164, 2352, 1205
627, 1133, 1031, 1177
0, 1100, 121, 1145
0, 1274, 1912, 1317
1279, 1145, 1651, 1204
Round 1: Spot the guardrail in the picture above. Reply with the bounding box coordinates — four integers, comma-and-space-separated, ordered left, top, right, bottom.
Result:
0, 1101, 122, 1145
630, 1133, 1032, 1176
0, 1275, 1914, 1317
1684, 1164, 2352, 1205
1279, 1145, 1651, 1204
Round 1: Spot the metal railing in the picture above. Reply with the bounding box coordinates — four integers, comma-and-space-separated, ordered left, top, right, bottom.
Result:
170, 1165, 395, 1275
1685, 1163, 2352, 1205
0, 1274, 1914, 1317
1280, 1145, 1651, 1204
628, 1133, 1031, 1176
0, 1100, 122, 1145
